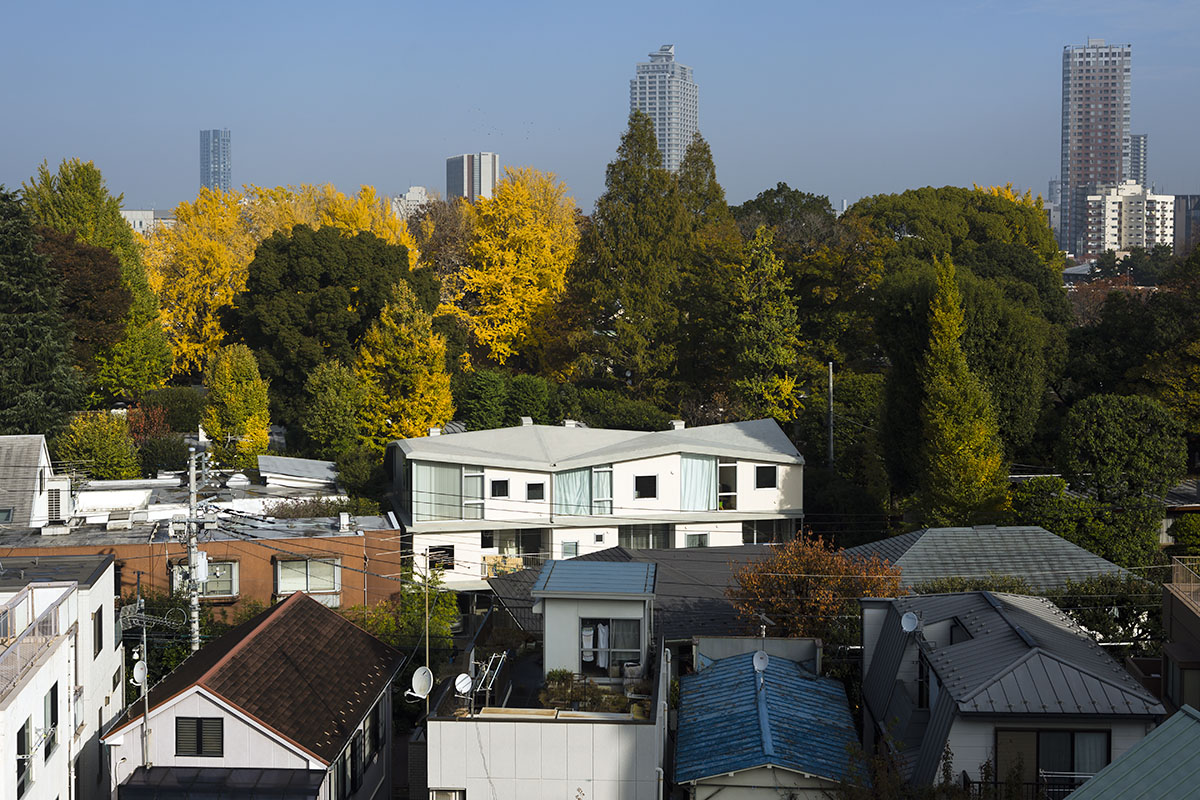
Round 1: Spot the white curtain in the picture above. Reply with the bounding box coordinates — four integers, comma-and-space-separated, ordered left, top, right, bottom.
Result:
597, 623, 610, 669
414, 462, 461, 521
680, 455, 716, 511
1074, 732, 1108, 774
554, 468, 590, 515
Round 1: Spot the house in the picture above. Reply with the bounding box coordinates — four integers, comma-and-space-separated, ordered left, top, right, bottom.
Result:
102, 592, 405, 800
386, 418, 804, 587
860, 592, 1163, 795
1161, 557, 1200, 712
0, 555, 123, 800
1068, 704, 1200, 800
0, 435, 73, 529
675, 650, 860, 800
844, 526, 1132, 590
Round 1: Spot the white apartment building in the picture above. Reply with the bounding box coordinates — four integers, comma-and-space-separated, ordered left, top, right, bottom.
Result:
0, 555, 123, 800
630, 44, 698, 172
1084, 180, 1175, 256
387, 418, 804, 588
389, 185, 429, 219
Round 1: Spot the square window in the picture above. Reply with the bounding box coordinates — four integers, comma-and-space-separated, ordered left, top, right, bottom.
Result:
563, 541, 579, 558
490, 480, 509, 498
634, 475, 657, 499
526, 483, 545, 501
755, 465, 778, 489
595, 533, 605, 544
176, 717, 223, 757
480, 531, 495, 549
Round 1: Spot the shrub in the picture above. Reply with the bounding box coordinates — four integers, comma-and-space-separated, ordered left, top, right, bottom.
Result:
137, 434, 189, 477
263, 497, 380, 519
143, 386, 205, 433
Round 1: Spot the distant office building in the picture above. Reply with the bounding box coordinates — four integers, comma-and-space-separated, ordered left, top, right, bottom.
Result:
390, 185, 429, 219
200, 128, 232, 192
446, 153, 499, 202
1048, 179, 1062, 235
121, 208, 175, 235
630, 44, 698, 172
1083, 181, 1174, 257
1059, 39, 1132, 255
1176, 195, 1200, 257
1129, 134, 1148, 187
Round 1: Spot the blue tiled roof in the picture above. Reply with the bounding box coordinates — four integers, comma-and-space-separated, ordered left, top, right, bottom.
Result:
530, 560, 656, 596
674, 651, 860, 784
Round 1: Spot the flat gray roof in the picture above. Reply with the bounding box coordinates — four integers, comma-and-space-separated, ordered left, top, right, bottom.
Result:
257, 455, 337, 482
0, 554, 113, 589
531, 560, 656, 597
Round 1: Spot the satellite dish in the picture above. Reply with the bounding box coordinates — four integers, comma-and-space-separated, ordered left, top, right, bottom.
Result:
132, 661, 148, 686
753, 650, 770, 673
454, 672, 473, 695
407, 666, 433, 700
901, 611, 920, 634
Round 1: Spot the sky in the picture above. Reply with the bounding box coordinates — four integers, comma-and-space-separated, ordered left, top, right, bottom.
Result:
3, 0, 1199, 213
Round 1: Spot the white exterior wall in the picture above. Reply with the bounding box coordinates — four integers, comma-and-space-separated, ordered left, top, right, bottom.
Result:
673, 522, 742, 548
691, 767, 839, 800
481, 467, 553, 522
541, 597, 649, 675
428, 719, 659, 800
78, 567, 125, 800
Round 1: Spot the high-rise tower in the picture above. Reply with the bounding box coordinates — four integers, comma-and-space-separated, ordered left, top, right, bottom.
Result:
200, 129, 232, 193
1059, 39, 1131, 255
446, 153, 499, 202
1129, 133, 1148, 187
630, 45, 698, 172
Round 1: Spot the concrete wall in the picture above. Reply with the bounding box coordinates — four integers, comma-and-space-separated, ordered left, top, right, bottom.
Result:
541, 598, 649, 675
690, 766, 839, 800
0, 624, 73, 800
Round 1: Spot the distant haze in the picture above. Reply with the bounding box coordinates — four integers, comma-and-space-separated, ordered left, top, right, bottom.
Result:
4, 0, 1198, 212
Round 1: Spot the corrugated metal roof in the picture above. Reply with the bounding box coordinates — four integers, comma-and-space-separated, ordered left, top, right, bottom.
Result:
674, 651, 859, 784
391, 418, 803, 472
530, 559, 655, 596
1069, 705, 1200, 799
845, 526, 1131, 590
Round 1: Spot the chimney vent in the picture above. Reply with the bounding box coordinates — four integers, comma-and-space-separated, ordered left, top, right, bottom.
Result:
562, 419, 579, 428
338, 512, 351, 533
669, 419, 686, 430
520, 416, 533, 426
429, 427, 442, 437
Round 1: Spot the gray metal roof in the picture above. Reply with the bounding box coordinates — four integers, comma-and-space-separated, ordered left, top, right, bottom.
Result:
530, 559, 656, 597
0, 554, 113, 589
0, 435, 47, 527
256, 455, 337, 483
845, 526, 1131, 590
1069, 705, 1200, 800
390, 418, 804, 472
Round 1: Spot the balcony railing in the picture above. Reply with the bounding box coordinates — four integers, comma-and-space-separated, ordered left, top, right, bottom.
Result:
482, 552, 551, 577
1170, 557, 1200, 614
0, 585, 69, 698
962, 771, 1094, 800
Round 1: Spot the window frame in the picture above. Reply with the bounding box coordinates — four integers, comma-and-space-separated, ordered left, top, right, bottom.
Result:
92, 609, 103, 659
43, 683, 58, 761
275, 558, 342, 596
754, 464, 778, 490
579, 616, 643, 677
17, 716, 32, 798
562, 541, 579, 558
526, 482, 545, 502
684, 532, 708, 548
634, 475, 658, 500
490, 479, 509, 499
175, 717, 224, 758
173, 560, 240, 599
463, 466, 484, 520
718, 458, 737, 510
427, 546, 456, 571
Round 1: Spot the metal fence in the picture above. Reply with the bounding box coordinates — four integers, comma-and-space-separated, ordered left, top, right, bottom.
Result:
0, 586, 67, 698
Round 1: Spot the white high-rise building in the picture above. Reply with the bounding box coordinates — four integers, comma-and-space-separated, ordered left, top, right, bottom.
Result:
1129, 133, 1148, 187
390, 186, 429, 219
630, 44, 698, 172
1083, 181, 1174, 255
446, 153, 499, 202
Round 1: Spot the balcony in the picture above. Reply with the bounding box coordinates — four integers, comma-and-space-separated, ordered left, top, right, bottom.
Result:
0, 584, 70, 698
962, 772, 1094, 799
1169, 556, 1200, 615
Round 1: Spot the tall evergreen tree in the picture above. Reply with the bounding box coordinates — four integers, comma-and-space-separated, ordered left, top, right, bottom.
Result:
913, 257, 1008, 525
570, 111, 691, 401
0, 189, 83, 435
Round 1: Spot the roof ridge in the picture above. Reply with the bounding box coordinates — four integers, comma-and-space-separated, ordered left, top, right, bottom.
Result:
753, 662, 775, 758
197, 592, 303, 685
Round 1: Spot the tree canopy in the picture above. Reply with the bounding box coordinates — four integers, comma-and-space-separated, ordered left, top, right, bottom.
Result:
202, 344, 269, 469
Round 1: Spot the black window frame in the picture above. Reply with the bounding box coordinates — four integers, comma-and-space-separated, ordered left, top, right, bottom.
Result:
755, 465, 778, 489
490, 479, 509, 498
634, 475, 657, 499
93, 609, 103, 659
526, 482, 545, 501
43, 683, 58, 761
175, 717, 224, 757
480, 531, 495, 549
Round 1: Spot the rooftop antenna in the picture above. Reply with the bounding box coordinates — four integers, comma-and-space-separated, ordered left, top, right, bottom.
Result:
901, 611, 921, 634
405, 666, 434, 702
753, 649, 770, 690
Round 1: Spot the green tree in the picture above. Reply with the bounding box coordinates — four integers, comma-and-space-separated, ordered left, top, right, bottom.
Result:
354, 281, 454, 450
454, 369, 509, 431
0, 189, 83, 435
224, 225, 437, 428
912, 257, 1008, 526
142, 386, 205, 433
1055, 394, 1186, 503
570, 111, 691, 400
1045, 574, 1164, 657
202, 345, 270, 469
1169, 515, 1200, 557
54, 412, 140, 479
505, 374, 552, 425
23, 158, 171, 400
577, 388, 672, 431
300, 361, 366, 460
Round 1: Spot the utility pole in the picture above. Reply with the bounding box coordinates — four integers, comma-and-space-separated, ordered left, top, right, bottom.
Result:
827, 362, 835, 467
424, 548, 430, 716
136, 573, 149, 768
187, 447, 200, 652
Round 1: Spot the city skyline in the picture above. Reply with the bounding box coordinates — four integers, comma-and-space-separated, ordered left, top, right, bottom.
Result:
3, 1, 1199, 212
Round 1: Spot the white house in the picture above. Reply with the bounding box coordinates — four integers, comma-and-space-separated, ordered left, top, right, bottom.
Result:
0, 435, 74, 530
0, 555, 123, 800
387, 418, 804, 587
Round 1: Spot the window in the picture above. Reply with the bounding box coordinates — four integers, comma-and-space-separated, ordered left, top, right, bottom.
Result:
430, 792, 466, 800
366, 700, 384, 762
480, 531, 495, 549
0, 507, 13, 524
718, 459, 737, 510
684, 533, 708, 548
427, 546, 455, 571
619, 524, 672, 550
634, 475, 657, 499
562, 541, 579, 558
591, 467, 612, 514
463, 466, 484, 519
755, 465, 778, 489
553, 466, 612, 515
580, 617, 642, 677
176, 717, 223, 757
93, 610, 102, 658
17, 717, 31, 797
526, 483, 545, 501
490, 480, 509, 498
412, 462, 461, 522
916, 656, 930, 709
742, 519, 796, 545
594, 532, 605, 544
173, 561, 240, 598
276, 559, 341, 595
43, 684, 58, 760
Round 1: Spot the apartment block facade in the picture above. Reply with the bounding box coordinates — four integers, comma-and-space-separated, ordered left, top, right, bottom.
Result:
1083, 181, 1174, 256
630, 45, 698, 173
446, 152, 499, 202
199, 129, 231, 193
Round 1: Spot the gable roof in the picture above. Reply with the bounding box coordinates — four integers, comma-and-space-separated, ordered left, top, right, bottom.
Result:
490, 544, 771, 641
390, 419, 803, 472
1069, 705, 1200, 799
531, 560, 656, 598
845, 526, 1131, 590
674, 651, 858, 784
105, 593, 404, 764
0, 435, 47, 527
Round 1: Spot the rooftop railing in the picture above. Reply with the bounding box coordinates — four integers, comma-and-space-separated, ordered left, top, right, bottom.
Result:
0, 584, 71, 698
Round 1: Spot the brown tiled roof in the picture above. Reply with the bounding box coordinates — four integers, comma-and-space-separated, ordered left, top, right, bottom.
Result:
105, 593, 405, 765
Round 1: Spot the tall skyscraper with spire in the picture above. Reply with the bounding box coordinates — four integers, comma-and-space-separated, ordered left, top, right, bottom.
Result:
200, 128, 232, 192
629, 45, 698, 172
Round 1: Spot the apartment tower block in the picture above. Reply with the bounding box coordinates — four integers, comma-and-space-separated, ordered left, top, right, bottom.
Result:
200, 128, 232, 193
630, 45, 698, 173
446, 153, 500, 202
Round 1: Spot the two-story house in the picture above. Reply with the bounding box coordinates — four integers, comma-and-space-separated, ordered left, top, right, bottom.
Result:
387, 418, 804, 587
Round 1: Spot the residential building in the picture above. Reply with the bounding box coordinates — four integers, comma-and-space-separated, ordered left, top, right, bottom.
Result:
102, 592, 404, 799
0, 435, 74, 528
1162, 557, 1200, 713
1059, 39, 1132, 255
1175, 195, 1200, 256
1068, 704, 1200, 800
389, 185, 429, 219
630, 44, 698, 172
860, 592, 1162, 795
1129, 133, 1148, 187
0, 555, 122, 800
200, 128, 231, 193
1082, 181, 1174, 257
445, 153, 499, 202
844, 525, 1131, 590
119, 209, 175, 235
386, 418, 804, 588
675, 650, 859, 800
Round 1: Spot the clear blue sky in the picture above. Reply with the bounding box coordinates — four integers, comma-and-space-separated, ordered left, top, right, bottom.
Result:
3, 0, 1198, 212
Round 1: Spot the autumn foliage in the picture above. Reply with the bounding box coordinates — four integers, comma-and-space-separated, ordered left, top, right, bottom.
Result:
728, 534, 904, 648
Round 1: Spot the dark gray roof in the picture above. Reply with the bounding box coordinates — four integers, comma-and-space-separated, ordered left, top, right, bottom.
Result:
531, 560, 655, 597
0, 435, 46, 527
117, 766, 325, 799
0, 554, 113, 589
490, 545, 772, 641
845, 526, 1131, 590
1165, 479, 1200, 509
1069, 705, 1200, 800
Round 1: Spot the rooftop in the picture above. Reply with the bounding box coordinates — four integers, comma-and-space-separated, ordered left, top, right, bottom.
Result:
531, 560, 656, 598
116, 766, 325, 799
0, 554, 113, 590
1069, 705, 1200, 800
